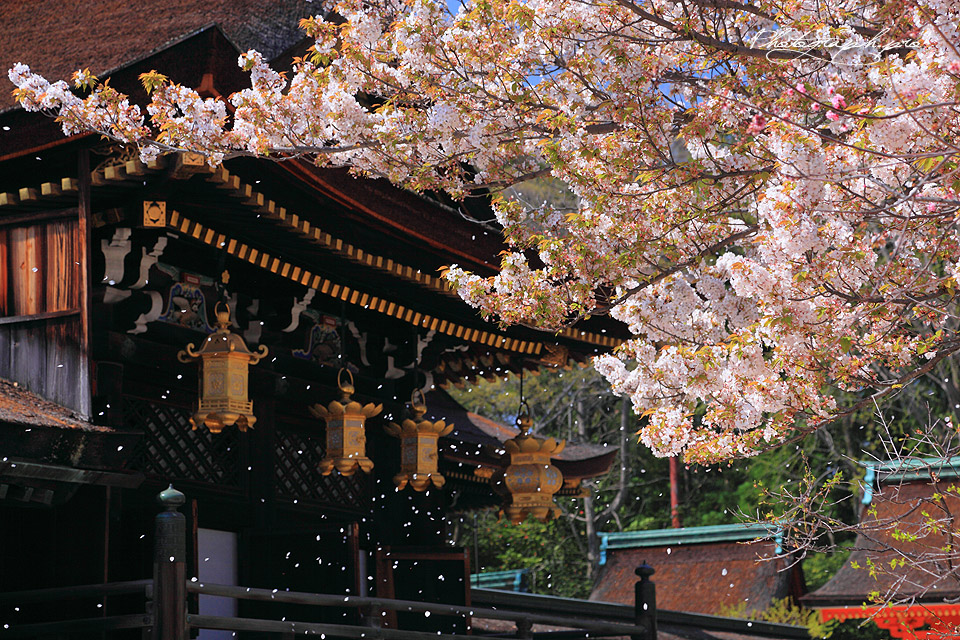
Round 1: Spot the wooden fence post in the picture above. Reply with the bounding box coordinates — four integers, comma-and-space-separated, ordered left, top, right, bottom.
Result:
153, 485, 187, 640
634, 562, 657, 640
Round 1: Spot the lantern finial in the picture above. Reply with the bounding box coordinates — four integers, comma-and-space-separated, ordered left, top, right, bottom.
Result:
338, 368, 356, 401
177, 302, 267, 433
517, 400, 533, 435
214, 301, 231, 329
312, 369, 381, 476
385, 389, 453, 491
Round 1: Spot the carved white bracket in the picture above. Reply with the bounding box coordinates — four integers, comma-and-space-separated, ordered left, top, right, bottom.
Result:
384, 355, 406, 380
416, 330, 436, 364
346, 321, 370, 366
282, 288, 317, 333
129, 291, 163, 334
227, 292, 239, 327
243, 299, 262, 344
101, 228, 132, 285
130, 236, 168, 290
103, 287, 132, 305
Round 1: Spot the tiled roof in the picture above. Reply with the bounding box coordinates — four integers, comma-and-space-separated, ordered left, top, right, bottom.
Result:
470, 569, 529, 592
590, 540, 795, 616
872, 456, 960, 484
1, 0, 316, 112
601, 523, 779, 551
0, 376, 107, 432
803, 480, 960, 606
425, 387, 617, 478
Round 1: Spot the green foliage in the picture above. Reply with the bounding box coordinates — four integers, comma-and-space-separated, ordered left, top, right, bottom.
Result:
822, 619, 887, 640
717, 597, 887, 640
448, 355, 960, 603
803, 543, 854, 591
139, 70, 168, 94
719, 597, 830, 638
460, 510, 592, 599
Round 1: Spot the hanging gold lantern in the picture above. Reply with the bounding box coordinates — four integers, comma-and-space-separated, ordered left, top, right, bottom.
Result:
494, 403, 566, 525
384, 389, 454, 491
177, 302, 268, 433
311, 369, 381, 476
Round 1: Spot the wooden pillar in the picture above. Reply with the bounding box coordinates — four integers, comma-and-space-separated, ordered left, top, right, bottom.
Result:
77, 148, 92, 419
153, 486, 187, 640
669, 457, 680, 529
634, 563, 657, 640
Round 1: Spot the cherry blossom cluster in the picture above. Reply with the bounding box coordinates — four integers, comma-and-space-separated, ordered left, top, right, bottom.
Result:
9, 0, 960, 462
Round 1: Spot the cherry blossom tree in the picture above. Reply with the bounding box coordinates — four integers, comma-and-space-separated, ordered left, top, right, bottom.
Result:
9, 0, 960, 463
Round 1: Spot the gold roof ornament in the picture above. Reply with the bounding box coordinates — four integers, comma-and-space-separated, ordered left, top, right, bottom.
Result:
495, 401, 566, 525
311, 369, 381, 476
385, 389, 453, 491
177, 302, 268, 433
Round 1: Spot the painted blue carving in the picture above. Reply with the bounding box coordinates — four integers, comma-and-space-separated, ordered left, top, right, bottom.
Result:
158, 283, 213, 333
293, 320, 342, 366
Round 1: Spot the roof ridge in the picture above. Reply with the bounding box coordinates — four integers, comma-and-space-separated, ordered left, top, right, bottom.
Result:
600, 522, 778, 550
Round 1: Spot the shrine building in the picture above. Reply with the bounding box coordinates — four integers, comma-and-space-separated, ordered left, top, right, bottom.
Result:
803, 457, 960, 639
0, 3, 815, 640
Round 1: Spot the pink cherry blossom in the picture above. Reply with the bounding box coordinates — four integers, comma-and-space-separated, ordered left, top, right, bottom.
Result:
8, 0, 960, 463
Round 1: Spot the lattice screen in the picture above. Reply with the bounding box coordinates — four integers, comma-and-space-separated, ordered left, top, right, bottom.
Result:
125, 397, 241, 485
275, 429, 368, 508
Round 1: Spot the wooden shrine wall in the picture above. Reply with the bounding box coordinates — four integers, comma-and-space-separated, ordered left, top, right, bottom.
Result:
121, 393, 371, 516
0, 214, 89, 415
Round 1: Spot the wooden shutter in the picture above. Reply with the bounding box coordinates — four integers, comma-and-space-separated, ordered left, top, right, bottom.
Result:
10, 225, 42, 315
45, 220, 79, 312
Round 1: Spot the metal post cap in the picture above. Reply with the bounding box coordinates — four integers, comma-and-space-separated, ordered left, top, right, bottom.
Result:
157, 484, 185, 510
635, 562, 655, 580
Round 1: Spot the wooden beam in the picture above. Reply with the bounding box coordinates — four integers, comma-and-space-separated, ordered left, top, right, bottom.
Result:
0, 208, 79, 227
171, 151, 210, 179
40, 181, 62, 197
78, 149, 93, 419
145, 156, 166, 171
0, 614, 150, 637
0, 580, 150, 605
18, 187, 39, 202
124, 159, 147, 176
0, 308, 81, 325
104, 164, 127, 181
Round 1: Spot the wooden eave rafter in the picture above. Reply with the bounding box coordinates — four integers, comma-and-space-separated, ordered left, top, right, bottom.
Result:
162, 208, 545, 354
0, 154, 625, 353
0, 459, 143, 489
202, 160, 623, 350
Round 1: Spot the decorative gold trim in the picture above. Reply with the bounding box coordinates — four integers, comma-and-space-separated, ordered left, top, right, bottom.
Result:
143, 201, 166, 227
165, 209, 544, 355
0, 168, 620, 350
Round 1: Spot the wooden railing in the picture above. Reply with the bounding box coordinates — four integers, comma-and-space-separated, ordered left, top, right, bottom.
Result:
471, 589, 810, 640
0, 579, 152, 637
184, 581, 654, 639
0, 487, 806, 640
